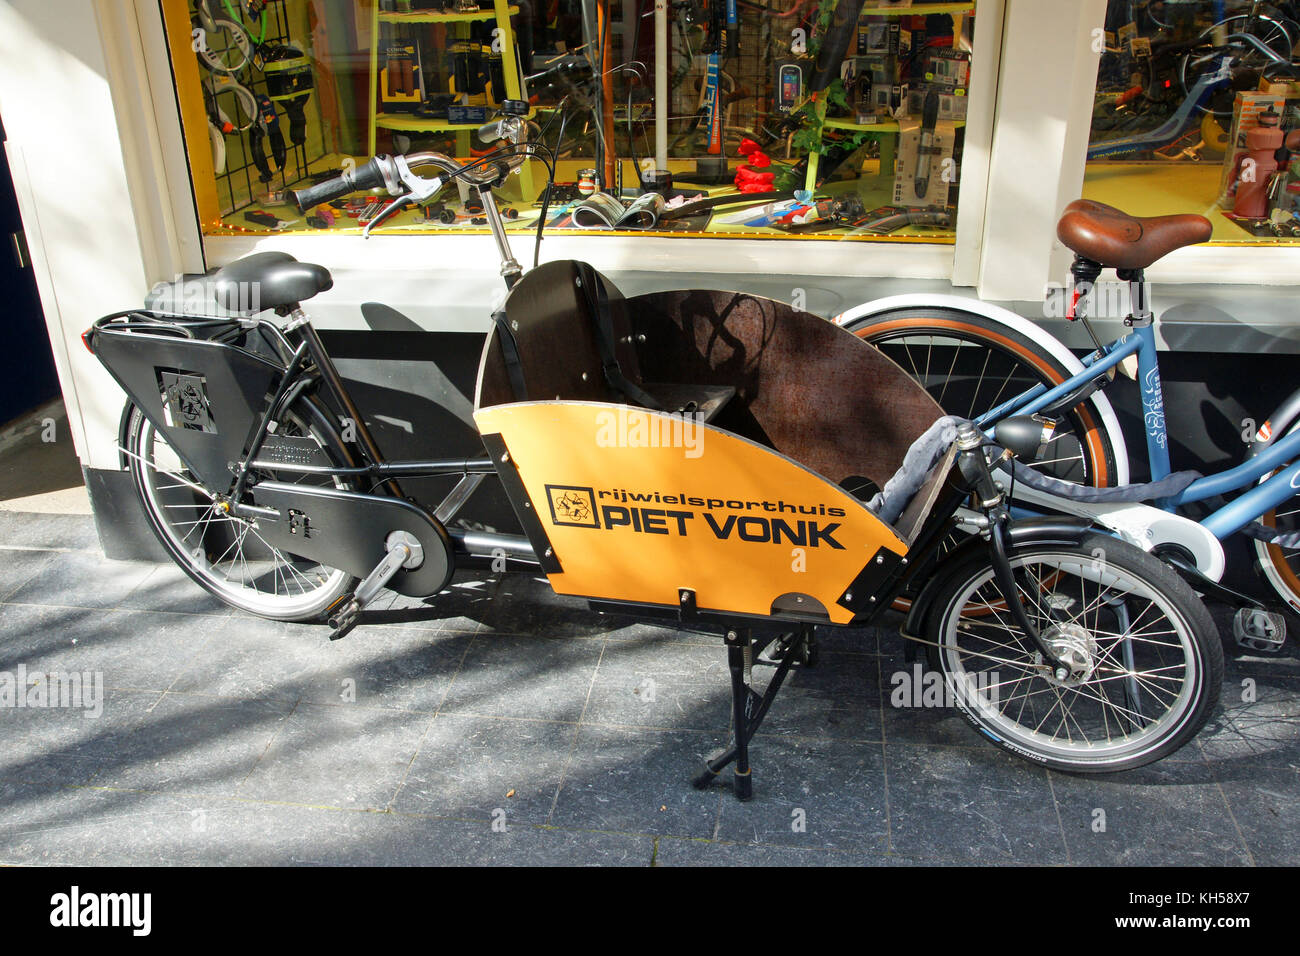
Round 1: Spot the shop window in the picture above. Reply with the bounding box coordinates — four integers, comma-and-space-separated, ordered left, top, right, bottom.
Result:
165, 0, 978, 241
1085, 0, 1300, 244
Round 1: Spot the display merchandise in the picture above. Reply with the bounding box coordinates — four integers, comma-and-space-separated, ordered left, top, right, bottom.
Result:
1086, 0, 1300, 245
164, 0, 979, 240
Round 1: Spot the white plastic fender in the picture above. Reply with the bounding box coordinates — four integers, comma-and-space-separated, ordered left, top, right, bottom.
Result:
992, 463, 1227, 583
835, 293, 1131, 485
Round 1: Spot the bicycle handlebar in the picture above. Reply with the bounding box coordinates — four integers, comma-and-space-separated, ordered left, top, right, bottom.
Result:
292, 157, 390, 212
292, 139, 528, 214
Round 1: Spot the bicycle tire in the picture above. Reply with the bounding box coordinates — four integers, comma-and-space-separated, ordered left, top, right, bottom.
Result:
926, 533, 1223, 772
126, 399, 357, 621
845, 307, 1120, 488
1252, 425, 1300, 617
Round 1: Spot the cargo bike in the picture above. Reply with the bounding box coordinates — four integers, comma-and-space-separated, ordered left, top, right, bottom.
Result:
85, 108, 1222, 799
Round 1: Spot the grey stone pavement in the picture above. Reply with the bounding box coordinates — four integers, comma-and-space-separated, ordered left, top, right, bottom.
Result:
0, 507, 1297, 867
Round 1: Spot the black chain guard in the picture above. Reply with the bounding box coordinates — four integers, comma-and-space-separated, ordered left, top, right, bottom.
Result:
249, 482, 454, 598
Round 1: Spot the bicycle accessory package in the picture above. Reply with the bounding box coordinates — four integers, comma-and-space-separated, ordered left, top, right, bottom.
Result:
381, 39, 424, 112
193, 7, 253, 75
250, 93, 287, 182
895, 107, 954, 208
1219, 92, 1287, 208
260, 43, 314, 147
452, 40, 488, 95
913, 90, 940, 200
774, 60, 805, 114
809, 0, 865, 93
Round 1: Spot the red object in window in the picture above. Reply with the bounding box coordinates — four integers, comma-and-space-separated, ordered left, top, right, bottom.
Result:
735, 138, 774, 190
734, 165, 774, 187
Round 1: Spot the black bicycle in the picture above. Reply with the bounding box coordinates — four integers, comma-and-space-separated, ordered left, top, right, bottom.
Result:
85, 104, 1223, 794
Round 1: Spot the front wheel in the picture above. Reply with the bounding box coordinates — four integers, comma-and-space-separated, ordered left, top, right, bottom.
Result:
926, 533, 1223, 772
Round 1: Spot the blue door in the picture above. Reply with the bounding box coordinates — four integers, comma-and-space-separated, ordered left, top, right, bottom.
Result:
0, 113, 59, 426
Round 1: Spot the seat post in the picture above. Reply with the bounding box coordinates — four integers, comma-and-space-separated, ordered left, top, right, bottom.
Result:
1116, 267, 1152, 326
293, 319, 404, 498
1067, 255, 1103, 321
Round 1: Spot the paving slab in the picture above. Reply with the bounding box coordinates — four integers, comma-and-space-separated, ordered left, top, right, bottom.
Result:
1, 524, 1297, 865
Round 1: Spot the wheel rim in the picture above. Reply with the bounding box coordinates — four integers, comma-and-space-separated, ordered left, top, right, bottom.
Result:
939, 550, 1201, 764
857, 319, 1112, 487
134, 413, 350, 617
1249, 439, 1300, 614
1257, 501, 1300, 613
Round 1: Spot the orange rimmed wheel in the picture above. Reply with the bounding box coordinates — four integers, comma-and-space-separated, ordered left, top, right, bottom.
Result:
844, 307, 1120, 612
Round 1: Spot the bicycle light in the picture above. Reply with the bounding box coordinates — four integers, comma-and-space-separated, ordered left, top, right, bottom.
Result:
994, 414, 1056, 463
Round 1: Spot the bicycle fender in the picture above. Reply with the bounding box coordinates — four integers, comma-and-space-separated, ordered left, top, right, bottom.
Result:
901, 516, 1093, 643
833, 293, 1131, 484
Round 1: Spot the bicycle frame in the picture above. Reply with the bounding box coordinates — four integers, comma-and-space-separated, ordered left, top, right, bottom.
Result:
234, 319, 534, 563
977, 315, 1300, 543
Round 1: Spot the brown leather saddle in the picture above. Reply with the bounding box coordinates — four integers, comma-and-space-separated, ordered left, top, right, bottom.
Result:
1056, 199, 1212, 270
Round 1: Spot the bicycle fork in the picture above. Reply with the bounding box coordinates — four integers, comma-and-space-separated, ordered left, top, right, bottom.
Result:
956, 423, 1079, 679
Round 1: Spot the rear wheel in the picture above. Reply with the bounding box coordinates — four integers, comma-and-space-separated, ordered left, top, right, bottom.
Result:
1256, 527, 1300, 616
1239, 421, 1300, 619
846, 308, 1119, 487
1253, 475, 1300, 618
927, 534, 1223, 772
126, 401, 356, 620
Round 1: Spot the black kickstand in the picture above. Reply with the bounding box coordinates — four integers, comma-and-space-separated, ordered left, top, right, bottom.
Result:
692, 626, 810, 801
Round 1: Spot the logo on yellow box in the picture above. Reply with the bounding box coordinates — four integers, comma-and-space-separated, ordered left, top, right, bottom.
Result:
545, 485, 599, 528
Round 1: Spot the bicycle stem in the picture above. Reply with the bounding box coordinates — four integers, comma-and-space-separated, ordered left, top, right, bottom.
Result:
402, 148, 524, 289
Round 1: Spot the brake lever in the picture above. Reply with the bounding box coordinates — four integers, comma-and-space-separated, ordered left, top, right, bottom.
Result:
362, 193, 412, 238
393, 156, 446, 201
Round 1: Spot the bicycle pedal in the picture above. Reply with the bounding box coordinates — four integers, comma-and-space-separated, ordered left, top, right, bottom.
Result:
1232, 607, 1287, 653
326, 595, 361, 641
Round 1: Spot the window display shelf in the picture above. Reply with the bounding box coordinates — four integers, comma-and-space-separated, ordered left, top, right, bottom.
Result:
821, 117, 966, 132
367, 0, 529, 170
378, 6, 517, 24
861, 3, 975, 14
1083, 162, 1297, 245
376, 112, 534, 133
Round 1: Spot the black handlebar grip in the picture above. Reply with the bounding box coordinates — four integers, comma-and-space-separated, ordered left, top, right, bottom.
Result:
292, 157, 388, 211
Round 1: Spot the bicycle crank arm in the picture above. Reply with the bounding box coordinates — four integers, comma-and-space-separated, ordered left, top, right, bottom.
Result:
326, 531, 425, 640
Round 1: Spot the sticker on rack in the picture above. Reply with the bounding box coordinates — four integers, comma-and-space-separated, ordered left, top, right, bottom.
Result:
158, 370, 215, 433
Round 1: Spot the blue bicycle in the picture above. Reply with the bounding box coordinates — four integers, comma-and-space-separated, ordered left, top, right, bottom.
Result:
840, 198, 1300, 649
